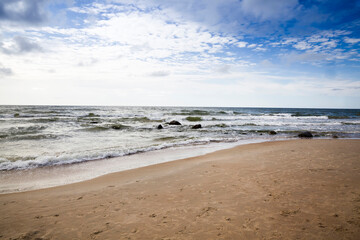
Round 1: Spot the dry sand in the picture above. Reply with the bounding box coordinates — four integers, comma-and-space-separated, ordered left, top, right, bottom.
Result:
0, 139, 360, 240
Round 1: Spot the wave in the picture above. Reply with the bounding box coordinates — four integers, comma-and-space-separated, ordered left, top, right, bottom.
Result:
240, 123, 259, 126
155, 136, 188, 141
30, 117, 60, 123
0, 137, 239, 171
217, 111, 228, 114
82, 126, 109, 131
13, 110, 62, 115
341, 122, 360, 125
0, 133, 59, 141
86, 113, 99, 117
0, 125, 47, 138
12, 134, 59, 141
171, 110, 211, 116
81, 124, 130, 131
291, 112, 322, 117
77, 117, 101, 122
185, 116, 202, 121
110, 124, 130, 130
206, 123, 262, 128
118, 117, 163, 123
328, 116, 350, 119
214, 123, 228, 128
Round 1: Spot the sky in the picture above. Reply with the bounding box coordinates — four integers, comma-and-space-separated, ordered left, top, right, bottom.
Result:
0, 0, 360, 108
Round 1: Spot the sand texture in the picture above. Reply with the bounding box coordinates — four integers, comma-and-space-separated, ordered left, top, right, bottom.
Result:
1, 139, 360, 239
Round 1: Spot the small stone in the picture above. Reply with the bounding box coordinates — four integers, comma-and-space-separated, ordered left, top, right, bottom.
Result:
157, 124, 163, 129
298, 131, 313, 138
192, 124, 202, 129
168, 120, 181, 125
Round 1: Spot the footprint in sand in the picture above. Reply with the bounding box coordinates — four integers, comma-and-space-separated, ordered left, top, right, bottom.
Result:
197, 207, 217, 217
90, 230, 103, 238
280, 209, 300, 217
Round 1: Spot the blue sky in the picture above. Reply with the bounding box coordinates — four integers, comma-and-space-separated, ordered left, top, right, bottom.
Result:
0, 0, 359, 108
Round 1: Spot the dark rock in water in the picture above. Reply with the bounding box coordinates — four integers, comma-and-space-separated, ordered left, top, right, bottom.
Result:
157, 124, 163, 129
332, 135, 338, 139
14, 113, 20, 117
298, 131, 313, 138
111, 124, 128, 130
90, 121, 99, 124
192, 124, 202, 129
269, 130, 277, 135
168, 120, 181, 125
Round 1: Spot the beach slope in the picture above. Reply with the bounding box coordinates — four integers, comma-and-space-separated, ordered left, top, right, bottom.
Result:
1, 139, 360, 239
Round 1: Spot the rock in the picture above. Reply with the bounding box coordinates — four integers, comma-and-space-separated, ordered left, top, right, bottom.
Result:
298, 131, 313, 138
192, 124, 202, 129
168, 120, 181, 125
332, 135, 338, 139
269, 130, 277, 135
157, 124, 163, 129
111, 124, 128, 130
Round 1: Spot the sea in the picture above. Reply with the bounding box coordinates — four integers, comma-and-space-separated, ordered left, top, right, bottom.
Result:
0, 105, 359, 192
1, 105, 360, 171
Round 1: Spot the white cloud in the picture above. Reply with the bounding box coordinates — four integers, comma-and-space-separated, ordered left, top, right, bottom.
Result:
293, 41, 311, 50
254, 46, 266, 52
79, 5, 236, 60
247, 44, 257, 48
344, 37, 360, 44
0, 1, 359, 108
307, 36, 329, 43
236, 41, 247, 48
320, 40, 337, 48
282, 38, 298, 45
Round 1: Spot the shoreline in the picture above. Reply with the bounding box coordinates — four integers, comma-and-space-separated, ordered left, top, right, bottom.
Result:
0, 138, 278, 194
1, 139, 360, 239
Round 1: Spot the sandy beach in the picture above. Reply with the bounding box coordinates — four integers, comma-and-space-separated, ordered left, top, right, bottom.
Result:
1, 139, 360, 239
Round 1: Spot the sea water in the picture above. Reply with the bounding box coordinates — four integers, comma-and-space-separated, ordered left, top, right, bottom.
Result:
1, 105, 359, 171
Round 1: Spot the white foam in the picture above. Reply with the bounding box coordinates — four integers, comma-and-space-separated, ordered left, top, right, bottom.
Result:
0, 138, 272, 194
0, 137, 241, 171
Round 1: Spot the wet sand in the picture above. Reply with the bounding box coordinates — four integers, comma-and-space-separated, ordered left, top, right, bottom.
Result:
1, 139, 360, 239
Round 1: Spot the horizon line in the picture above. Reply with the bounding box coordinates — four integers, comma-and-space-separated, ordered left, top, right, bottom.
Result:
1, 104, 359, 110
